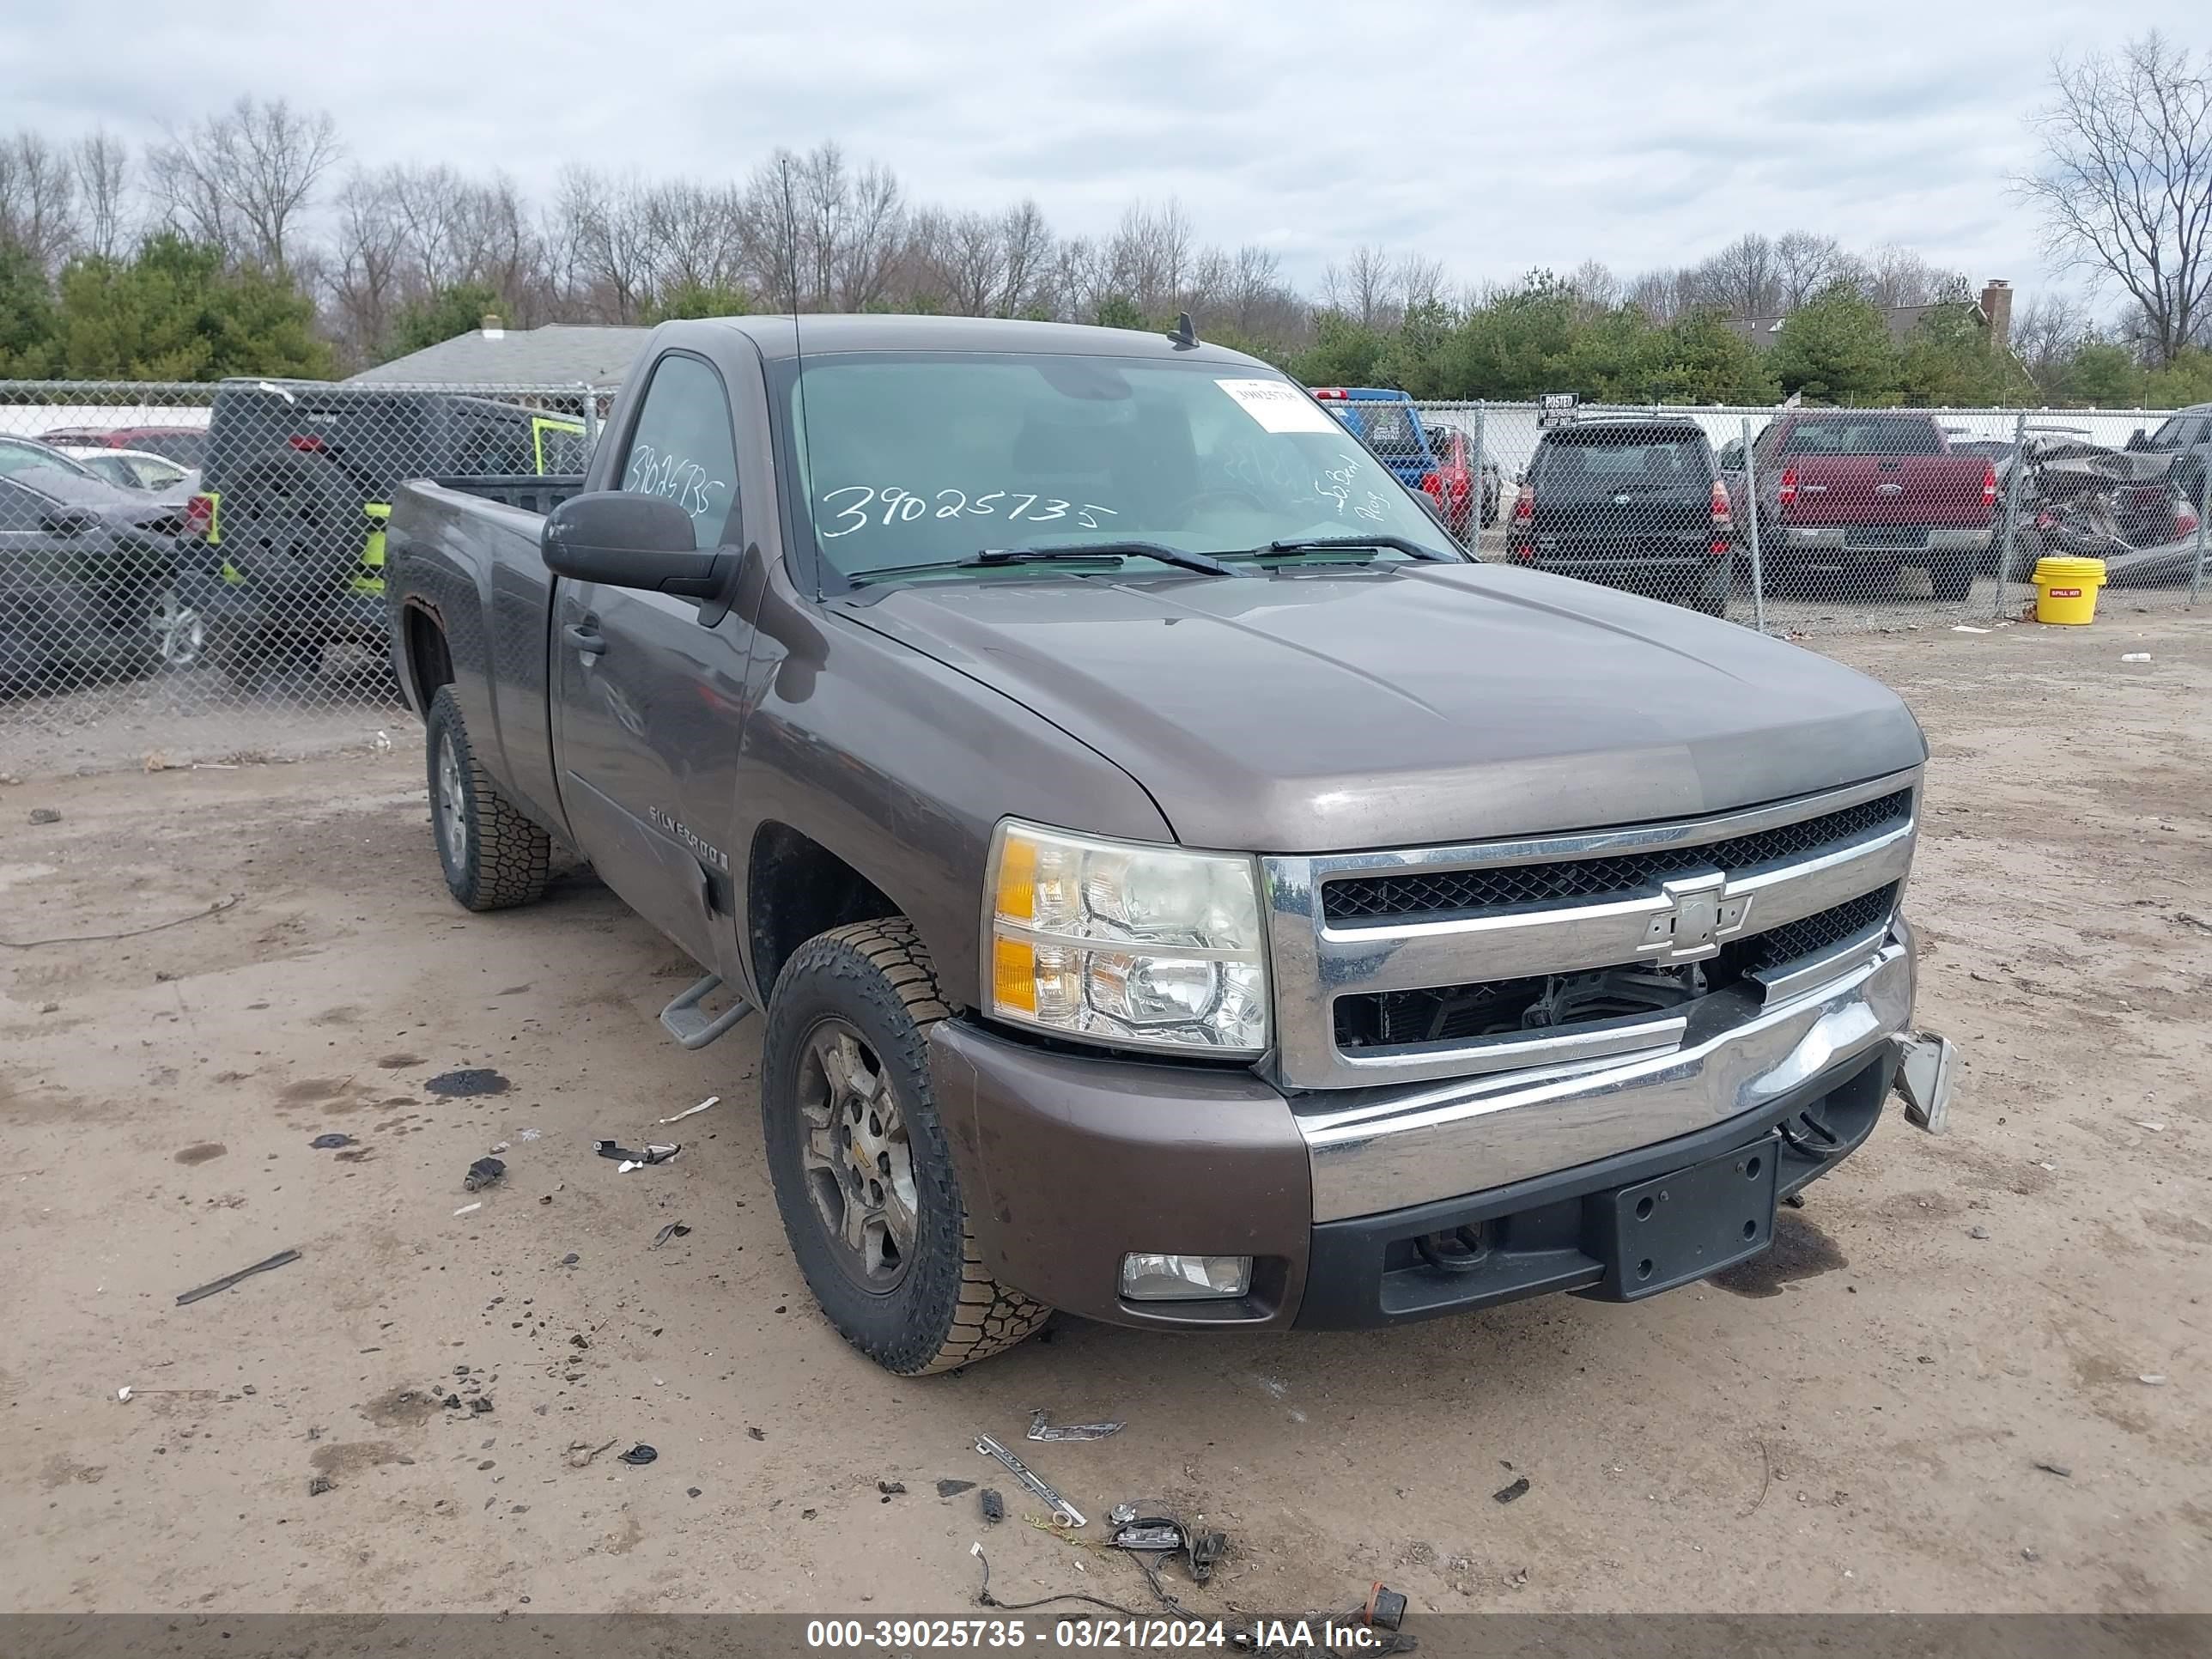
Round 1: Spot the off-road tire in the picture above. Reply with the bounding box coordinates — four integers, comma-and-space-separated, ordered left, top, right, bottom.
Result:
762, 919, 1051, 1375
426, 684, 550, 910
1928, 551, 1975, 605
216, 627, 323, 694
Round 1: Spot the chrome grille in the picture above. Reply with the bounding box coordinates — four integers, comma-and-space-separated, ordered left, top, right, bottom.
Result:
1262, 769, 1920, 1090
1322, 788, 1912, 922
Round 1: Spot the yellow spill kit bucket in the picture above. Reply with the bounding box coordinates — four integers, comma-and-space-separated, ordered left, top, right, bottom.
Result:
2032, 556, 2106, 625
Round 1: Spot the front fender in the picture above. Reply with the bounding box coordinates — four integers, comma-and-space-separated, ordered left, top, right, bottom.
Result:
726, 588, 1171, 1011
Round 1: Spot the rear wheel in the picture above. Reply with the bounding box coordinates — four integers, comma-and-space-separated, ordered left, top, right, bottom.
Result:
216, 627, 322, 694
1928, 552, 1975, 604
1692, 562, 1731, 617
147, 588, 205, 668
425, 684, 550, 910
762, 920, 1051, 1375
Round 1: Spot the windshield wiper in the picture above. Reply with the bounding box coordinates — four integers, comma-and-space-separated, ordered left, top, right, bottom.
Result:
851, 541, 1236, 585
1247, 535, 1458, 562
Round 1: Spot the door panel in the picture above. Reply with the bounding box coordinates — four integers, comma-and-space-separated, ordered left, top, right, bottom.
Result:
549, 348, 757, 981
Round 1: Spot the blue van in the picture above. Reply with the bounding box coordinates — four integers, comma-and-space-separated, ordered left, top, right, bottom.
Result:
1309, 386, 1438, 489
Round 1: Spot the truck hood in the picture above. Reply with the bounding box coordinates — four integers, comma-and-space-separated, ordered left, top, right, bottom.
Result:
842, 562, 1925, 853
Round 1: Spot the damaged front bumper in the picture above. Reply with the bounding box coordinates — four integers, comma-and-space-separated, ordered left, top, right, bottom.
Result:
931, 938, 1960, 1332
1890, 1029, 1957, 1134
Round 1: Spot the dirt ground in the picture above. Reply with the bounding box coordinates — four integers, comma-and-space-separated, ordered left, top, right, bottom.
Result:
2, 614, 2207, 1620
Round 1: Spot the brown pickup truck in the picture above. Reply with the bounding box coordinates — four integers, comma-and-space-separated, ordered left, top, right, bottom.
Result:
1729, 411, 1997, 601
384, 314, 1956, 1376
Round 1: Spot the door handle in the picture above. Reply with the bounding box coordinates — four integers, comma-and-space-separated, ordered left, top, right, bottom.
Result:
564, 622, 605, 658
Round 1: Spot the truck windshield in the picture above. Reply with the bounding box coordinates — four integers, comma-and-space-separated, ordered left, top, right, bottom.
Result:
785, 353, 1456, 582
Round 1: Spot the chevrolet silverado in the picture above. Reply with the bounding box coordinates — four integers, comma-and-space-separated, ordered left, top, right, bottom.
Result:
383, 315, 1955, 1376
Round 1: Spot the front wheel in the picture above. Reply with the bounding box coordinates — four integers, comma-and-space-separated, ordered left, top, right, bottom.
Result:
762, 920, 1051, 1375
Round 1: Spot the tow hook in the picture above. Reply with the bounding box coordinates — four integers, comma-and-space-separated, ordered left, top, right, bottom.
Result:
1890, 1030, 1957, 1134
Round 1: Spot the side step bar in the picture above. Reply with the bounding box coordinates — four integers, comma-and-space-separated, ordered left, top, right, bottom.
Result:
660, 974, 752, 1050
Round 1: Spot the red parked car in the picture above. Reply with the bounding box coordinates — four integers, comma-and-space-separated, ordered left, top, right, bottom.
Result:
40, 425, 208, 470
1419, 427, 1498, 542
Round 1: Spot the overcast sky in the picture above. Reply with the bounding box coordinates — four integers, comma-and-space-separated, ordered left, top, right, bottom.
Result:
4, 0, 2197, 303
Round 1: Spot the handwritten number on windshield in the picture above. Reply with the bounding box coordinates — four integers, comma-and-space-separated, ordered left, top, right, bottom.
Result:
817, 486, 1115, 538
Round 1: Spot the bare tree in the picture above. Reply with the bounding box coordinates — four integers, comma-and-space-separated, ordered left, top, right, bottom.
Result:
71, 131, 131, 262
554, 166, 659, 321
1858, 243, 1958, 309
740, 149, 808, 313
1685, 233, 1780, 317
1396, 251, 1449, 313
1324, 244, 1395, 327
1565, 258, 1620, 316
145, 97, 341, 269
1622, 265, 1691, 323
1772, 230, 1855, 309
833, 161, 905, 310
2019, 31, 2212, 362
996, 198, 1053, 316
0, 131, 79, 270
2010, 292, 2092, 387
326, 167, 410, 358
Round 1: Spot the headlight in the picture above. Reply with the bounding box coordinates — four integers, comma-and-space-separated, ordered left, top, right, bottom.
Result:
986, 819, 1269, 1056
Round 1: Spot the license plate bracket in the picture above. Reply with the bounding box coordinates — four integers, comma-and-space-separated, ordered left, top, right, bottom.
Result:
1592, 1133, 1780, 1299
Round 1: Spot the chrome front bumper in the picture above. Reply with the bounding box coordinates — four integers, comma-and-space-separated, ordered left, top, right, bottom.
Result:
1295, 931, 1938, 1222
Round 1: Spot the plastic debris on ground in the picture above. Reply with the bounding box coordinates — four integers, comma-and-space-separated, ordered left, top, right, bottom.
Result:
651, 1222, 693, 1249
1028, 1409, 1122, 1442
659, 1095, 719, 1124
618, 1443, 658, 1466
309, 1133, 356, 1150
2122, 653, 2153, 661
424, 1068, 509, 1097
975, 1432, 1084, 1526
1363, 1584, 1408, 1632
979, 1488, 1004, 1522
1494, 1475, 1532, 1504
453, 1202, 482, 1218
464, 1157, 506, 1192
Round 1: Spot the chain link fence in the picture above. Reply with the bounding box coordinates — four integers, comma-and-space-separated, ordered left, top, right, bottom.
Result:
1392, 398, 2212, 635
0, 379, 600, 777
2, 377, 2206, 779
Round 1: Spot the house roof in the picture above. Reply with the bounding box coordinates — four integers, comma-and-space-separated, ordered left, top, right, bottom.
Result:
1724, 300, 1985, 351
348, 324, 653, 386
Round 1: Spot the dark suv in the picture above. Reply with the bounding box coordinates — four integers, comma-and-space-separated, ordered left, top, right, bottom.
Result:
2125, 404, 2212, 513
184, 381, 589, 690
1504, 416, 1735, 614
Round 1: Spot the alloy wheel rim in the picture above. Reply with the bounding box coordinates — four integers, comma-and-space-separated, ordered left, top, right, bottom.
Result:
435, 730, 469, 872
795, 1018, 919, 1291
149, 590, 204, 666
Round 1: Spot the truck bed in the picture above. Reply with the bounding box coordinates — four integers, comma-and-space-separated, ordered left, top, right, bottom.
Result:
388, 477, 583, 835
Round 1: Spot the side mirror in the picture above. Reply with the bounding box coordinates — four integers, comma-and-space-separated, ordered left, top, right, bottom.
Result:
1414, 489, 1451, 532
2126, 428, 2148, 451
541, 491, 730, 599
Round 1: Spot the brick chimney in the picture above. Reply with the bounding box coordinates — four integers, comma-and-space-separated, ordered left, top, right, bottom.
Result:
1979, 281, 2011, 356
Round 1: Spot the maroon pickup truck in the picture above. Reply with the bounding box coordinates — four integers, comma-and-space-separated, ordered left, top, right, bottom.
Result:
1735, 412, 1997, 601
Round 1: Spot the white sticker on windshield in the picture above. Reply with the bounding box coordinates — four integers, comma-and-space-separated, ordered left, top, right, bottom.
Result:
1215, 378, 1340, 434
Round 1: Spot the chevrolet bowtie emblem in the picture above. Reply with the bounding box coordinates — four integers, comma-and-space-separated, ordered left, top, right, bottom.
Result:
1639, 872, 1753, 963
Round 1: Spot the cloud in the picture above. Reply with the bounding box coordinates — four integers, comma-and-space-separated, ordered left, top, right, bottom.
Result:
1, 0, 2194, 299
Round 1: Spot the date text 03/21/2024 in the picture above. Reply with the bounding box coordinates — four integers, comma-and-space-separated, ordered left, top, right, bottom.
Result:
803, 1617, 1396, 1650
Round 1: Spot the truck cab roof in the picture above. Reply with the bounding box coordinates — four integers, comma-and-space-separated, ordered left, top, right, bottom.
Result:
667, 313, 1271, 368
